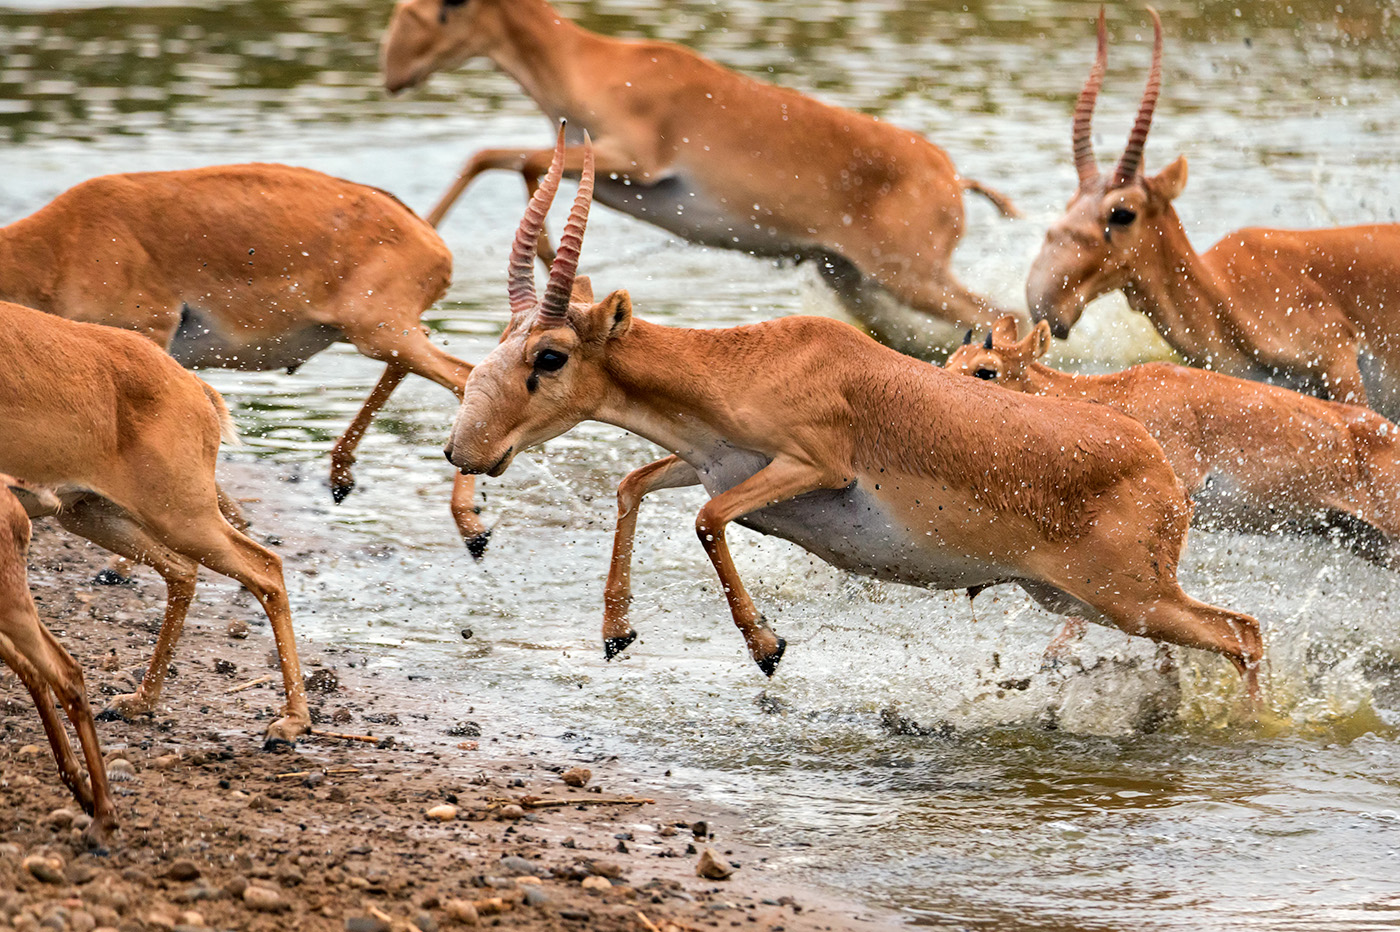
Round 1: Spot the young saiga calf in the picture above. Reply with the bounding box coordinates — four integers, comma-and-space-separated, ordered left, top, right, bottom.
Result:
381, 0, 1018, 335
0, 475, 118, 844
0, 164, 490, 555
1028, 9, 1400, 415
0, 301, 309, 742
443, 128, 1264, 699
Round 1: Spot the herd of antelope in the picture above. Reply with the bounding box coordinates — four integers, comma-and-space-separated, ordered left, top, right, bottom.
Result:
1, 0, 1395, 844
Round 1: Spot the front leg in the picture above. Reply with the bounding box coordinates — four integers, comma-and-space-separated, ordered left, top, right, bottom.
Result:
694, 457, 841, 676
603, 456, 701, 659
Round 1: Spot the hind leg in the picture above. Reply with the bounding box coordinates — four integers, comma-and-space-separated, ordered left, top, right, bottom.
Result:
0, 637, 91, 809
56, 498, 199, 720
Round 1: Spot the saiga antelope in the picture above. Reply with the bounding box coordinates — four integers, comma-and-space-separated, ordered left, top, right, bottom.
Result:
443, 130, 1263, 699
0, 164, 491, 556
1028, 9, 1400, 415
948, 317, 1400, 666
0, 301, 309, 742
0, 475, 117, 844
380, 0, 1018, 334
948, 317, 1400, 565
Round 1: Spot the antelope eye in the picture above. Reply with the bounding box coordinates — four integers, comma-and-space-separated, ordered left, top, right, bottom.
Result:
974, 367, 998, 381
1107, 206, 1137, 226
535, 349, 569, 372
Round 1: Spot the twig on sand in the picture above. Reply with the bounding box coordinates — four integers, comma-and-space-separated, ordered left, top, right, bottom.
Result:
225, 675, 272, 694
488, 795, 655, 810
275, 767, 361, 780
309, 729, 384, 745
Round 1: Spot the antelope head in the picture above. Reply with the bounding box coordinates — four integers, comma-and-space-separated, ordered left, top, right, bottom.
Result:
445, 124, 633, 477
945, 316, 1052, 391
381, 0, 506, 93
1026, 7, 1188, 338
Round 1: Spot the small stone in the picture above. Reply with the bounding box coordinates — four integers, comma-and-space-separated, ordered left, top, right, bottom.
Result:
178, 911, 206, 928
522, 887, 550, 908
304, 669, 339, 693
223, 876, 249, 898
152, 754, 181, 770
412, 913, 438, 932
24, 854, 65, 884
43, 808, 76, 829
145, 910, 176, 931
331, 707, 353, 725
560, 767, 591, 788
165, 860, 201, 882
473, 897, 507, 916
242, 885, 286, 912
64, 861, 98, 885
498, 856, 538, 876
581, 876, 611, 891
226, 620, 249, 640
212, 659, 237, 676
107, 759, 136, 782
696, 847, 734, 880
496, 805, 524, 821
443, 899, 478, 925
275, 864, 305, 887
426, 804, 458, 822
658, 824, 677, 837
19, 744, 41, 756
588, 861, 624, 879
691, 820, 708, 839
70, 910, 97, 932
343, 918, 388, 932
446, 721, 481, 738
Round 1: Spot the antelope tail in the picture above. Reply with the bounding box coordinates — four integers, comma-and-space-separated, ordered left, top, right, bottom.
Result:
200, 380, 242, 447
960, 178, 1021, 220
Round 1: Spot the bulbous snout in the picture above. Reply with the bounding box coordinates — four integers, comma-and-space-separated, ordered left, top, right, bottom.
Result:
1025, 253, 1085, 341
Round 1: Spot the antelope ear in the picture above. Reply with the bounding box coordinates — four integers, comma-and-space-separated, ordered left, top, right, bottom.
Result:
571, 275, 594, 306
1151, 155, 1188, 201
1030, 320, 1052, 359
991, 314, 1020, 343
586, 289, 632, 342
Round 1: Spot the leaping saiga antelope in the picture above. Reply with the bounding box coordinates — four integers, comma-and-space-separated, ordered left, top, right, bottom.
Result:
0, 475, 117, 844
0, 164, 491, 555
0, 301, 309, 742
442, 129, 1264, 699
380, 0, 1018, 332
948, 317, 1400, 568
1029, 8, 1400, 415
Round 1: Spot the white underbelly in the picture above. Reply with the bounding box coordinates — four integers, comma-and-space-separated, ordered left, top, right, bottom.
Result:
692, 449, 1009, 591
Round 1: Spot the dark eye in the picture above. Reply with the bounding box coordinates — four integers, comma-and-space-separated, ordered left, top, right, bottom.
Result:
974, 367, 998, 381
1108, 206, 1137, 226
535, 349, 568, 372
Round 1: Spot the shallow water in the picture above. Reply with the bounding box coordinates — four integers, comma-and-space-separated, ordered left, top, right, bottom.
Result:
3, 0, 1400, 928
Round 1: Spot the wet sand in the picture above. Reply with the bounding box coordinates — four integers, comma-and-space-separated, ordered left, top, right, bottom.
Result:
0, 520, 905, 932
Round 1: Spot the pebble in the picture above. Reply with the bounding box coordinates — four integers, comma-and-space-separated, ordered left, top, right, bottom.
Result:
413, 913, 438, 932
152, 754, 182, 770
226, 620, 249, 640
178, 911, 205, 928
560, 767, 591, 788
242, 885, 286, 912
212, 659, 237, 676
304, 669, 339, 693
580, 876, 611, 892
276, 864, 305, 887
696, 847, 734, 880
443, 899, 478, 925
498, 856, 538, 876
446, 721, 481, 738
106, 759, 136, 782
496, 805, 525, 821
24, 854, 65, 884
522, 887, 550, 908
165, 860, 201, 882
588, 861, 624, 879
18, 744, 41, 756
146, 910, 177, 930
43, 808, 76, 830
331, 707, 353, 725
691, 820, 709, 839
64, 862, 98, 886
425, 804, 458, 822
70, 911, 96, 932
343, 918, 388, 932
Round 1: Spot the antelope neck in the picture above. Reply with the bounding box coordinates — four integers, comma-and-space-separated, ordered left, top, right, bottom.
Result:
1120, 210, 1254, 369
487, 0, 602, 121
0, 220, 56, 311
594, 321, 742, 465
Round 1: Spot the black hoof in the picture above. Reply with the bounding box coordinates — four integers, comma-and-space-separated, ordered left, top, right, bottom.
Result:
93, 568, 133, 587
603, 630, 637, 661
262, 736, 297, 753
331, 484, 353, 505
465, 529, 493, 561
756, 637, 787, 678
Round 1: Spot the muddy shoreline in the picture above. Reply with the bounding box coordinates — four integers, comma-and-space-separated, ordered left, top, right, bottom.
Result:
1, 513, 907, 932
